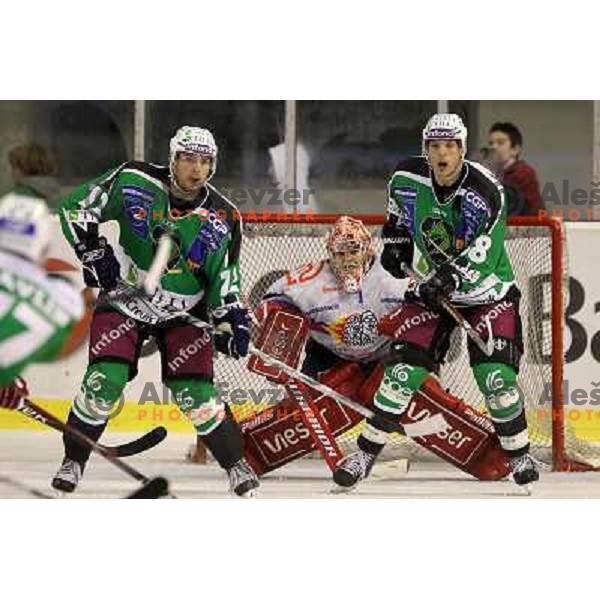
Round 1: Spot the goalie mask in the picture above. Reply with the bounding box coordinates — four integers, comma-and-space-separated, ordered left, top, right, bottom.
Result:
169, 126, 218, 191
422, 113, 467, 157
0, 193, 50, 263
326, 216, 375, 293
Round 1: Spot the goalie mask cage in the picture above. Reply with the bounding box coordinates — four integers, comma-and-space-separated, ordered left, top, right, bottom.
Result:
216, 214, 594, 472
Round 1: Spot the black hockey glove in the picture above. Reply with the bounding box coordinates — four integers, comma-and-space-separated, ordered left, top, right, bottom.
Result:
75, 236, 121, 290
406, 264, 460, 312
212, 302, 250, 359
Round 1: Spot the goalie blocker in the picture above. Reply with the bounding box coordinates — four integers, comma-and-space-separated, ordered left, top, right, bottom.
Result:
241, 306, 510, 481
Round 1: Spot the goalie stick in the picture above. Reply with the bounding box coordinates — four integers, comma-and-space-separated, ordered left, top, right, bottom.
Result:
17, 397, 176, 497
17, 400, 167, 457
247, 344, 447, 438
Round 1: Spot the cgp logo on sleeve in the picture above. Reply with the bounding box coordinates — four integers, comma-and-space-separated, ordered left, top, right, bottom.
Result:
123, 185, 155, 239
456, 188, 490, 246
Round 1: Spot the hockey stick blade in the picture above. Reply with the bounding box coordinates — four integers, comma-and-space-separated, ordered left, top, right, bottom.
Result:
111, 426, 168, 457
126, 477, 170, 499
16, 403, 167, 458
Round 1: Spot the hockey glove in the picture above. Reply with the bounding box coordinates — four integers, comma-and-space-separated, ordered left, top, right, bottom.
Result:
212, 303, 250, 359
406, 264, 460, 311
75, 236, 121, 290
0, 377, 29, 410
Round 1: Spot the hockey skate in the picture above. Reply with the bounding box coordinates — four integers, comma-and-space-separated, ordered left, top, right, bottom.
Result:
52, 457, 84, 494
333, 449, 376, 491
227, 459, 259, 498
509, 453, 539, 493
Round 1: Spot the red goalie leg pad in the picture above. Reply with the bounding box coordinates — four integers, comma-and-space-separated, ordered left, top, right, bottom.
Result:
240, 386, 357, 475
248, 305, 309, 384
240, 362, 366, 475
400, 378, 510, 481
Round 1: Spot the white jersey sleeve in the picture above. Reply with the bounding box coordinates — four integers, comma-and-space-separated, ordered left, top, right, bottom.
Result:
261, 256, 408, 362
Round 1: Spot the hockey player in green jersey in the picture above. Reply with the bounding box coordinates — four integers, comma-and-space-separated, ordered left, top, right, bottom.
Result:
52, 126, 259, 497
0, 193, 88, 409
334, 113, 539, 490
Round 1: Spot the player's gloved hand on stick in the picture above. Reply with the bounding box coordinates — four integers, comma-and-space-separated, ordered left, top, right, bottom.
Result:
0, 377, 29, 410
75, 236, 121, 290
212, 302, 250, 359
406, 263, 460, 311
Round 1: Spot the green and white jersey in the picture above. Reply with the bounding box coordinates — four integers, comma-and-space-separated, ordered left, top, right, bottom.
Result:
59, 161, 243, 325
385, 156, 516, 305
0, 250, 84, 386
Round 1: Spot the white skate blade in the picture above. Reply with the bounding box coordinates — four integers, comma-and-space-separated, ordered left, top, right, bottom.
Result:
371, 459, 410, 480
329, 484, 357, 495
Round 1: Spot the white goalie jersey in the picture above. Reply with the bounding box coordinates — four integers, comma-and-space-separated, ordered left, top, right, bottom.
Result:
260, 255, 409, 362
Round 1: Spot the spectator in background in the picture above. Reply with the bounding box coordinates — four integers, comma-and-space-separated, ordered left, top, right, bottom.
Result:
8, 143, 60, 210
487, 122, 543, 216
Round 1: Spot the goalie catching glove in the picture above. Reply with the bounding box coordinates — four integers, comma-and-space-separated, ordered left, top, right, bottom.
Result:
212, 302, 250, 359
75, 235, 121, 290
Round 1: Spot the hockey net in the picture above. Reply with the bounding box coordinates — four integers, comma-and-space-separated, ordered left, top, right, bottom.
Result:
216, 214, 594, 472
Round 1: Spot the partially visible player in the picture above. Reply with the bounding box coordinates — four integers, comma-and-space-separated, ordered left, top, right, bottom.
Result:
0, 193, 90, 410
53, 126, 258, 497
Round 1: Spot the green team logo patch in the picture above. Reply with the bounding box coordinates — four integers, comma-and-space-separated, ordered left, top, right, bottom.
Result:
420, 216, 454, 263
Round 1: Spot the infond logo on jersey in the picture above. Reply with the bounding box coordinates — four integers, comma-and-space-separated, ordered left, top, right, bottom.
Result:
395, 310, 438, 336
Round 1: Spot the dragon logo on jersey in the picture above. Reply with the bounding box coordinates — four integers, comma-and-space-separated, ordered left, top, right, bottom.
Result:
123, 186, 155, 239
420, 216, 454, 264
325, 310, 379, 348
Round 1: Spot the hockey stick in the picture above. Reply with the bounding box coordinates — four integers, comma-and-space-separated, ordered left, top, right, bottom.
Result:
401, 262, 494, 357
0, 473, 171, 499
95, 232, 174, 310
16, 398, 176, 497
16, 401, 167, 458
144, 234, 173, 296
0, 474, 53, 499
